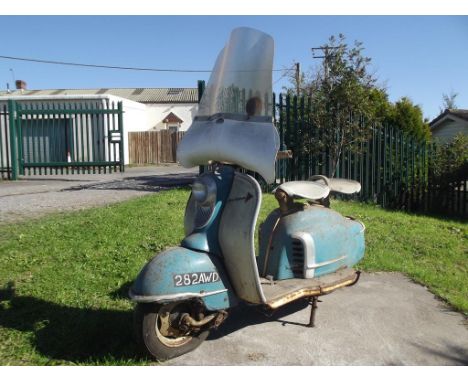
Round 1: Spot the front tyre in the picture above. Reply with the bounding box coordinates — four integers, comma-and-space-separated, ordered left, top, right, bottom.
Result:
135, 301, 210, 361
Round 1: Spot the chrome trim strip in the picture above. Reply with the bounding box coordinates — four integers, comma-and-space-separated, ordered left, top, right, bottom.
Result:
128, 288, 228, 303
306, 255, 347, 270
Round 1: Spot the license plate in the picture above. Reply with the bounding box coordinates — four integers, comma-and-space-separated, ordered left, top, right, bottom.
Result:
173, 272, 220, 287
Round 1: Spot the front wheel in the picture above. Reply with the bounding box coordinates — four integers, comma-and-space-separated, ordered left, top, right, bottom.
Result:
135, 301, 211, 361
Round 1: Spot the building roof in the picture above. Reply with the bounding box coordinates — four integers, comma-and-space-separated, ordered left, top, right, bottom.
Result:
162, 112, 183, 124
0, 87, 198, 104
430, 109, 468, 128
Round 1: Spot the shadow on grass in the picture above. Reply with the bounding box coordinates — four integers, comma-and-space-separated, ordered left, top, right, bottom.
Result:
62, 174, 195, 193
381, 204, 468, 224
0, 281, 313, 364
332, 195, 467, 223
109, 281, 134, 300
0, 284, 143, 364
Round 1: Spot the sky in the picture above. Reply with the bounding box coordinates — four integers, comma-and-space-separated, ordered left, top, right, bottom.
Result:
0, 15, 467, 121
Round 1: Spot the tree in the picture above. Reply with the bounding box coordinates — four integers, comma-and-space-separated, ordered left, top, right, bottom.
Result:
386, 97, 431, 141
440, 90, 458, 112
297, 34, 389, 176
431, 133, 468, 178
283, 34, 432, 177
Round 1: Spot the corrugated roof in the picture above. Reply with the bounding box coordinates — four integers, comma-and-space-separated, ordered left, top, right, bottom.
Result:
430, 108, 468, 127
0, 87, 198, 104
450, 109, 468, 122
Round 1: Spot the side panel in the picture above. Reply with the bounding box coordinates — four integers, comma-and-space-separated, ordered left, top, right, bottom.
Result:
130, 247, 237, 311
260, 206, 365, 280
218, 172, 266, 304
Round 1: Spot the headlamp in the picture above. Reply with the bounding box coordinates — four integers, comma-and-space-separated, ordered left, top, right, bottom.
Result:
192, 176, 217, 206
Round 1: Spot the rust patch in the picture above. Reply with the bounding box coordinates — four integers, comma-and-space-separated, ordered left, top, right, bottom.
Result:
266, 272, 360, 309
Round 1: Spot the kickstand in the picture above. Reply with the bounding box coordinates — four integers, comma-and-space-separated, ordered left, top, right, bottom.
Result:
307, 296, 320, 328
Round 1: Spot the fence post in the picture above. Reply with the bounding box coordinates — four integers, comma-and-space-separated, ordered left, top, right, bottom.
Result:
285, 94, 291, 180
117, 101, 125, 172
290, 95, 302, 180
279, 94, 285, 183
299, 96, 306, 180
16, 102, 25, 176
8, 99, 18, 180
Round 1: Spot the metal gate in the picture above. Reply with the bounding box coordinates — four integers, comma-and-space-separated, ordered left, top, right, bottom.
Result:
0, 99, 124, 180
0, 103, 11, 179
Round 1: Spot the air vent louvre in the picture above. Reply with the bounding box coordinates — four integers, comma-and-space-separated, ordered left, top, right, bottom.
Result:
291, 238, 304, 277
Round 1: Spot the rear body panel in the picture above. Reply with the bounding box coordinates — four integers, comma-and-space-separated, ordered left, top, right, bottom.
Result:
258, 205, 365, 280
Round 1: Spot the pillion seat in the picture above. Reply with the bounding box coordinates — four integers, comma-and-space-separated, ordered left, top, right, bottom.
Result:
275, 175, 361, 202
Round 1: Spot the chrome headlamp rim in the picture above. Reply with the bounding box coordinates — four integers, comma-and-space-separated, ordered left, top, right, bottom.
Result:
191, 175, 217, 207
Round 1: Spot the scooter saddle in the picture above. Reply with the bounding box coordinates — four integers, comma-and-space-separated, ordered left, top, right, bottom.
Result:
274, 176, 361, 201
274, 181, 330, 201
309, 175, 361, 195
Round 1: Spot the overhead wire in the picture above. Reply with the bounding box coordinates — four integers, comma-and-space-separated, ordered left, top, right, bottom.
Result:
273, 69, 292, 85
0, 54, 295, 73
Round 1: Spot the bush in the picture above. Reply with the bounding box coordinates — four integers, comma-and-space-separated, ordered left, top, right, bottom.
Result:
431, 133, 468, 178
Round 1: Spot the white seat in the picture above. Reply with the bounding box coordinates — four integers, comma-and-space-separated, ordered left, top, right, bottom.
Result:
310, 175, 361, 195
274, 181, 330, 201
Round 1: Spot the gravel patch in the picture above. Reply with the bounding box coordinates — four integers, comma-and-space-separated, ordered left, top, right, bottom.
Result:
0, 165, 196, 225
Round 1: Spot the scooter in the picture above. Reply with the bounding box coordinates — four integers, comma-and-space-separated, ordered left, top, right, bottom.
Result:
129, 27, 365, 361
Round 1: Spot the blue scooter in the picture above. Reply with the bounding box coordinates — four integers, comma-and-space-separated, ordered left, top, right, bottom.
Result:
129, 27, 365, 361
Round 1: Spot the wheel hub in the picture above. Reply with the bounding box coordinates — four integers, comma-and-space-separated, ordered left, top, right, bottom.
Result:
155, 302, 193, 347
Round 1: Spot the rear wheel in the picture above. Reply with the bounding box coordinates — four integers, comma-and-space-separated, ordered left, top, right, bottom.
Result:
135, 301, 211, 361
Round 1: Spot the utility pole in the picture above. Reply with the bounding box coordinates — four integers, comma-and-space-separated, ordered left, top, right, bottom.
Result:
295, 62, 300, 96
311, 46, 340, 88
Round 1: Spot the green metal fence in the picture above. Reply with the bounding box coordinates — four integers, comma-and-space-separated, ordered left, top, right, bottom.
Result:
0, 99, 124, 180
192, 83, 466, 218
0, 104, 11, 179
275, 93, 467, 218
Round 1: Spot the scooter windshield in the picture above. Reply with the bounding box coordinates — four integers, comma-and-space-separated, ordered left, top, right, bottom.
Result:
177, 27, 280, 183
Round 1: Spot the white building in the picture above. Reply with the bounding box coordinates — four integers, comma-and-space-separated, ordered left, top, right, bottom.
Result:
429, 109, 468, 143
0, 86, 199, 166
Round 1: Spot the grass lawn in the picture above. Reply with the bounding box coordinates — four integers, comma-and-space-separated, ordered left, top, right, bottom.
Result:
0, 189, 466, 365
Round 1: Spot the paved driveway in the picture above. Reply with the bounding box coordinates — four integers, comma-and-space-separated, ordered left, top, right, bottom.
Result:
2, 166, 467, 365
166, 272, 468, 366
0, 165, 197, 224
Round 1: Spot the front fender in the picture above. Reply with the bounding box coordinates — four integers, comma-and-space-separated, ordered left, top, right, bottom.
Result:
129, 247, 237, 311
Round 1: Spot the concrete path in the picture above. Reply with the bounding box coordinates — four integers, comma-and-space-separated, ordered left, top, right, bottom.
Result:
166, 272, 468, 366
2, 167, 467, 366
0, 165, 197, 224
